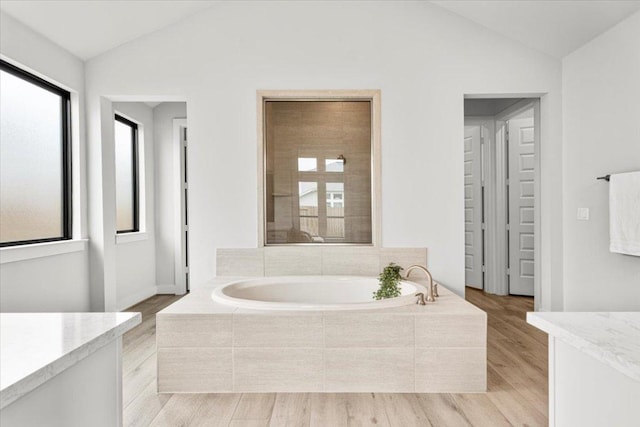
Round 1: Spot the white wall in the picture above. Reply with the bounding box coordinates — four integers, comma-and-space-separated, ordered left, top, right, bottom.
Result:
84, 2, 564, 308
153, 103, 187, 290
112, 102, 157, 310
0, 11, 90, 312
562, 11, 640, 311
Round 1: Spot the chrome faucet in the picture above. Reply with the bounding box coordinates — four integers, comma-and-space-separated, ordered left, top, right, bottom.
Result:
405, 265, 437, 303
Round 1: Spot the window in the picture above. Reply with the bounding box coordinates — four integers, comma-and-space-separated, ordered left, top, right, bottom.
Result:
298, 158, 317, 172
0, 60, 71, 247
298, 181, 318, 236
326, 182, 344, 238
114, 115, 139, 233
296, 159, 346, 242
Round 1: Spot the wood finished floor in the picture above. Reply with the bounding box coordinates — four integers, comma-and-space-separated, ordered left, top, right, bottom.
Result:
123, 288, 548, 426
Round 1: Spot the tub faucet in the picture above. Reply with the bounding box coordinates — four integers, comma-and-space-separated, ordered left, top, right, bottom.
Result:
405, 265, 437, 303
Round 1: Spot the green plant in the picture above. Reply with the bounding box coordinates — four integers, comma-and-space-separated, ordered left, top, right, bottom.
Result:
373, 263, 404, 300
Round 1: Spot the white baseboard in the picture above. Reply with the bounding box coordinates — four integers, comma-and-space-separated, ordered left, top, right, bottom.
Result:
156, 284, 177, 294
117, 286, 158, 311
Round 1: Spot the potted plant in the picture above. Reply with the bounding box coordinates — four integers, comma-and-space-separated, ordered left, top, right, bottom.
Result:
373, 263, 403, 300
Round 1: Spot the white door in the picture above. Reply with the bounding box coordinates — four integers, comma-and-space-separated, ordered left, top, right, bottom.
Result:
507, 115, 535, 296
464, 124, 483, 289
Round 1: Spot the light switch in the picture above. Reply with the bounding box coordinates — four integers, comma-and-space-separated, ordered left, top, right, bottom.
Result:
577, 208, 590, 221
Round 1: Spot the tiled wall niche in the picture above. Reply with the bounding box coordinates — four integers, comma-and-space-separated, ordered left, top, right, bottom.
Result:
216, 247, 428, 277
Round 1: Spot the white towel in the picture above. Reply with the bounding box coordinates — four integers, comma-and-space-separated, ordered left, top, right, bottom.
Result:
610, 171, 640, 256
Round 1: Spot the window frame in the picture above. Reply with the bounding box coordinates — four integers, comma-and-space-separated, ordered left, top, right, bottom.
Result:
0, 59, 72, 248
114, 114, 140, 234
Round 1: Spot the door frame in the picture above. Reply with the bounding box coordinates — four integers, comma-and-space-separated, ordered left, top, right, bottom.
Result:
494, 99, 541, 301
173, 118, 189, 294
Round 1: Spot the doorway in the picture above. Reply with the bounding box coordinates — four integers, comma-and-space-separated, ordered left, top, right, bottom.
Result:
464, 98, 540, 298
109, 101, 188, 310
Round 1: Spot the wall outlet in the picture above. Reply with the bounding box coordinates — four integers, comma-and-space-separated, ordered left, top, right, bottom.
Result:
577, 208, 590, 221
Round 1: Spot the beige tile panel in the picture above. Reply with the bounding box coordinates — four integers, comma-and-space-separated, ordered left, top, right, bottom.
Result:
379, 248, 428, 272
216, 248, 264, 276
157, 299, 237, 315
233, 348, 323, 392
415, 314, 486, 348
233, 313, 323, 347
321, 247, 379, 276
157, 348, 232, 393
415, 347, 486, 393
324, 348, 414, 392
157, 314, 233, 348
324, 313, 414, 348
215, 247, 429, 278
264, 246, 322, 275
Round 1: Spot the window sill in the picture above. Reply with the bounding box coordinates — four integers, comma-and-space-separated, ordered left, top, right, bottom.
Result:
0, 239, 88, 264
116, 232, 148, 244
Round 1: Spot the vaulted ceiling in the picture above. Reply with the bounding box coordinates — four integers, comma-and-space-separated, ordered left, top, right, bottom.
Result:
432, 0, 640, 58
0, 1, 219, 60
1, 1, 639, 61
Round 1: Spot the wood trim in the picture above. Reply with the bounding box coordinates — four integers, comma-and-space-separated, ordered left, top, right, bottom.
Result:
256, 90, 382, 247
256, 92, 265, 247
548, 336, 556, 427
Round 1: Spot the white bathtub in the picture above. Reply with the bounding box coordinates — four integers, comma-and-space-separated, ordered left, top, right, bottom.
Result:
211, 276, 426, 311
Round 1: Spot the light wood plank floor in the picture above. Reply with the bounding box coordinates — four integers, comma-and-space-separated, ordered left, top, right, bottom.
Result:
123, 288, 548, 426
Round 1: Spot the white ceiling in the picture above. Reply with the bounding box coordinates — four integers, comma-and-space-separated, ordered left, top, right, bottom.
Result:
0, 1, 218, 60
432, 0, 640, 58
1, 1, 639, 61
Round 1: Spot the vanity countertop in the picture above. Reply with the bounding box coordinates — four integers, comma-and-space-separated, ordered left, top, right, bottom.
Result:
527, 312, 640, 382
0, 312, 141, 409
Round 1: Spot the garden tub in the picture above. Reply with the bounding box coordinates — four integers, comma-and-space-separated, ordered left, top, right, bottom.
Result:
211, 276, 426, 311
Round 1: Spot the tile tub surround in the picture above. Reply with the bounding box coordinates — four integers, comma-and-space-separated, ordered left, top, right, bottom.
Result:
216, 247, 428, 277
156, 277, 486, 393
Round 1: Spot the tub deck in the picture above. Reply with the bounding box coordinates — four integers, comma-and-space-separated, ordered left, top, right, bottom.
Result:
156, 277, 486, 393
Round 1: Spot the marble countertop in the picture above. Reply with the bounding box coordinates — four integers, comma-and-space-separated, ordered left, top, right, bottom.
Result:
0, 312, 141, 409
527, 312, 640, 382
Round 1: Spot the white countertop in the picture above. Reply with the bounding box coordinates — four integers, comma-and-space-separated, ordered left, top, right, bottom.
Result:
0, 312, 141, 409
527, 312, 640, 382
